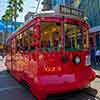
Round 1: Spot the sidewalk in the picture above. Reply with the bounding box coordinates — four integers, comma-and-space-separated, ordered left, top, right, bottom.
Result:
0, 60, 6, 72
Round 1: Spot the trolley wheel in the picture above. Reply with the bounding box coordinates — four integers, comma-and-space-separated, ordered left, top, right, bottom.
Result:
84, 83, 91, 89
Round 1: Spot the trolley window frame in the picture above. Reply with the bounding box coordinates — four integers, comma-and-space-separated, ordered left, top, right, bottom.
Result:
40, 16, 63, 52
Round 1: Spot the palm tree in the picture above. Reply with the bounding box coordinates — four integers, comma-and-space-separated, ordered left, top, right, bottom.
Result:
8, 0, 24, 29
2, 8, 14, 42
7, 6, 14, 32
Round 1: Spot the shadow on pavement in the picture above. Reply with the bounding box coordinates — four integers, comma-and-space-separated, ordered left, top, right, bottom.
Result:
0, 70, 8, 75
83, 87, 98, 97
47, 87, 98, 100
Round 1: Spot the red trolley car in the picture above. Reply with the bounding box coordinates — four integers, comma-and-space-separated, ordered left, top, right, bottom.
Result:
5, 5, 96, 100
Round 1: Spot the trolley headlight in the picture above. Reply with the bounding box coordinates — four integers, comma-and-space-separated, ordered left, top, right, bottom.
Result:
73, 56, 81, 64
85, 55, 91, 66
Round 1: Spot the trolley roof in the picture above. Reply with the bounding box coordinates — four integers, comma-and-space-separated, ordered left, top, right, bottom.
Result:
7, 5, 85, 43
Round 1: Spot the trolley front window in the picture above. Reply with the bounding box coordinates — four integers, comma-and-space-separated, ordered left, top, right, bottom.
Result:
41, 22, 61, 51
64, 23, 86, 51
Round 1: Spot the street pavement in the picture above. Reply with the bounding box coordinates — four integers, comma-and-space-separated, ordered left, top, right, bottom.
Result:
0, 60, 100, 100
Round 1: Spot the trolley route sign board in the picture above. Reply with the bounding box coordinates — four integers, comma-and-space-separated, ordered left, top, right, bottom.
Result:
59, 5, 84, 18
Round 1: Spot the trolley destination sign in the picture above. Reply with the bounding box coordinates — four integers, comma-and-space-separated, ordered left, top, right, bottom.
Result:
59, 5, 84, 18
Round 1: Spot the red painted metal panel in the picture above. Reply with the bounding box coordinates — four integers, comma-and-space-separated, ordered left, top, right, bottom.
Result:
5, 15, 96, 100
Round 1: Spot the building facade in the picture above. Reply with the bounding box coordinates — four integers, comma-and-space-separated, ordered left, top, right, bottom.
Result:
42, 0, 75, 10
42, 0, 100, 27
0, 20, 23, 44
79, 0, 100, 27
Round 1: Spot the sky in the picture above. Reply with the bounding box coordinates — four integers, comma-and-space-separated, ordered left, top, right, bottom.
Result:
0, 0, 43, 22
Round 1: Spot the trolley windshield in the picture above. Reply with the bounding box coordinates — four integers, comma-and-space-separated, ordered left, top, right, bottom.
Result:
41, 22, 61, 51
64, 23, 88, 51
40, 20, 88, 52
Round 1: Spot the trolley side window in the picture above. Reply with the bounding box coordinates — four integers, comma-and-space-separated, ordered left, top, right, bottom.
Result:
24, 26, 35, 52
16, 33, 25, 53
16, 35, 20, 52
24, 31, 28, 52
19, 33, 24, 52
28, 27, 35, 52
12, 38, 16, 54
41, 22, 61, 51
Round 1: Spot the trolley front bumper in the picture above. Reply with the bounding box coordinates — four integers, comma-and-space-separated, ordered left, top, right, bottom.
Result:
33, 67, 96, 96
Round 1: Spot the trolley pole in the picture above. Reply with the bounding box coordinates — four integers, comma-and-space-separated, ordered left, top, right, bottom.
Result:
35, 0, 41, 13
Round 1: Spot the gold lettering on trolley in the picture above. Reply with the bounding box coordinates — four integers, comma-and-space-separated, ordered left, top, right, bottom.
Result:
44, 66, 62, 72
